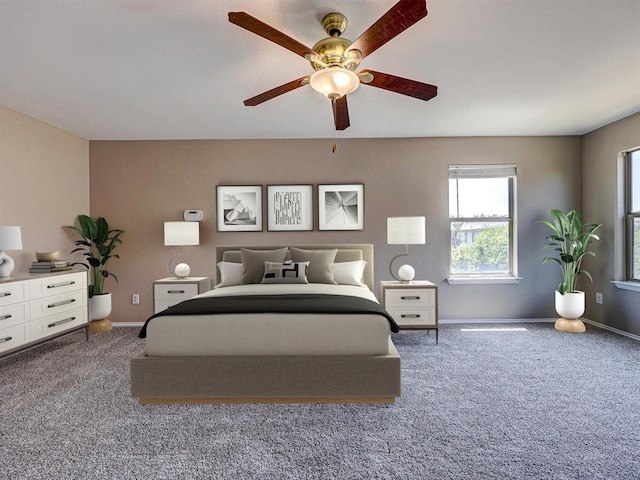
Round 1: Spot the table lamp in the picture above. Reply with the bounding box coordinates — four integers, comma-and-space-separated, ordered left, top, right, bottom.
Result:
387, 216, 425, 282
0, 226, 23, 278
164, 221, 199, 278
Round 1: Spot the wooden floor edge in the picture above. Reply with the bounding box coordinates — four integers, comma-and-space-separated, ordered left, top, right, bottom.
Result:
136, 396, 396, 405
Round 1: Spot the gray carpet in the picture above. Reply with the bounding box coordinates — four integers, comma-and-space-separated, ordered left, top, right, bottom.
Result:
1, 324, 639, 480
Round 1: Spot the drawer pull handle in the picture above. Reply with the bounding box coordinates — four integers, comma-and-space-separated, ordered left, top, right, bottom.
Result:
47, 299, 76, 308
401, 296, 421, 300
48, 316, 76, 328
0, 336, 13, 344
401, 314, 421, 318
0, 314, 12, 320
0, 292, 12, 298
47, 280, 76, 289
167, 290, 185, 294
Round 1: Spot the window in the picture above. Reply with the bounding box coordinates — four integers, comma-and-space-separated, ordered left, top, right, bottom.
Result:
625, 149, 640, 282
448, 164, 518, 282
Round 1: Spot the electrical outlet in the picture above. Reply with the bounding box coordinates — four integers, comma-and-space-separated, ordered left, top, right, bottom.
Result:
132, 293, 140, 305
595, 292, 603, 304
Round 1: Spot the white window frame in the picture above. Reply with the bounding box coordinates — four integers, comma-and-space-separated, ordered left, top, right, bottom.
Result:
447, 164, 521, 285
613, 147, 640, 292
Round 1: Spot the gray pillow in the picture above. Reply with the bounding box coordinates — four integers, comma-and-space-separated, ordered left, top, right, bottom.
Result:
241, 248, 289, 284
289, 247, 338, 284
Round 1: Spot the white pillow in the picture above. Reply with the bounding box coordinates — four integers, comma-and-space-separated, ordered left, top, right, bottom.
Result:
331, 260, 367, 287
215, 261, 243, 288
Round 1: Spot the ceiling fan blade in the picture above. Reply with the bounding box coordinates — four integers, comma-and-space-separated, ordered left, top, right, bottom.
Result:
229, 12, 314, 59
346, 0, 427, 61
359, 69, 437, 101
332, 96, 350, 131
243, 76, 309, 106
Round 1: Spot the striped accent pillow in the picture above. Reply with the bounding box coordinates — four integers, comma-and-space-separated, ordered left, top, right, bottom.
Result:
261, 261, 310, 284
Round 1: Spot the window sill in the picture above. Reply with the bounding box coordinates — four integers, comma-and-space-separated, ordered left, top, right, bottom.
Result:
611, 281, 640, 292
447, 276, 522, 285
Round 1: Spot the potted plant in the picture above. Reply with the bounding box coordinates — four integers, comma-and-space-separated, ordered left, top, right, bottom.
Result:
66, 215, 124, 326
539, 209, 601, 332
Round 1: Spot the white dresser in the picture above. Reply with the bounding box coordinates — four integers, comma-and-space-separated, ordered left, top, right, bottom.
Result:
0, 271, 88, 356
379, 280, 439, 344
153, 276, 211, 313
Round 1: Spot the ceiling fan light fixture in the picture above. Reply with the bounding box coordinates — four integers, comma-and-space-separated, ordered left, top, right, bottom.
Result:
309, 66, 360, 100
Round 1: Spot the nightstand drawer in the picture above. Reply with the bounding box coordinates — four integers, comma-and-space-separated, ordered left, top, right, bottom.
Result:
384, 288, 435, 308
154, 299, 185, 313
387, 307, 437, 327
154, 284, 199, 300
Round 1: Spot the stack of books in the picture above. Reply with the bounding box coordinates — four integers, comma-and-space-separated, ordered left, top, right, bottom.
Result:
29, 260, 72, 273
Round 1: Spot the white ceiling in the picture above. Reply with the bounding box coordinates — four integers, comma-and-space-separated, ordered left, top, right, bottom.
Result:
1, 0, 639, 140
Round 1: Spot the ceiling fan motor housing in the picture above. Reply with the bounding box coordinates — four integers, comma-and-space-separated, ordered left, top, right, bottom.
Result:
309, 13, 361, 72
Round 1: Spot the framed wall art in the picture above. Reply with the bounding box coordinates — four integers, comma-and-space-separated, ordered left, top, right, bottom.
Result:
267, 184, 314, 231
216, 185, 262, 232
318, 184, 364, 231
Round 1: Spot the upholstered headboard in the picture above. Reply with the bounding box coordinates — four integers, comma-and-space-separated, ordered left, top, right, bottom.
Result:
215, 244, 374, 291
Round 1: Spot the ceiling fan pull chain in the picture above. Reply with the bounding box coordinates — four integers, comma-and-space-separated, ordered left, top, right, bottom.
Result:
332, 120, 337, 153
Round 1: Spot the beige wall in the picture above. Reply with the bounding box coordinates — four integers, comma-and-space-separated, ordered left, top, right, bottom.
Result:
90, 136, 582, 323
0, 106, 89, 274
582, 111, 640, 336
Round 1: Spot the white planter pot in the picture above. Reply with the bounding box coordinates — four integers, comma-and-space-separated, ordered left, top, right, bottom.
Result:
555, 290, 585, 320
89, 293, 112, 321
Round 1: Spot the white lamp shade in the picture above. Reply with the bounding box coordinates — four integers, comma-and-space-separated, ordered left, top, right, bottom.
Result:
0, 226, 23, 251
164, 222, 199, 246
309, 66, 360, 100
387, 217, 426, 245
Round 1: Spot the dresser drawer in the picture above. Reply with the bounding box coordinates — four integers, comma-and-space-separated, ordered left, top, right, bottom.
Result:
30, 307, 88, 341
30, 290, 87, 320
0, 302, 29, 328
387, 307, 437, 327
384, 288, 435, 308
29, 272, 87, 299
0, 281, 28, 307
154, 283, 199, 300
0, 323, 30, 354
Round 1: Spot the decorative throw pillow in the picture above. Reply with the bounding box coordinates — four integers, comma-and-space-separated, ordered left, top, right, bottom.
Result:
289, 247, 338, 284
261, 261, 310, 284
331, 260, 368, 287
241, 248, 289, 284
215, 261, 243, 288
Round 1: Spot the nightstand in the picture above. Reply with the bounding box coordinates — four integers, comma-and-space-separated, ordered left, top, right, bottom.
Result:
153, 277, 211, 313
379, 280, 438, 344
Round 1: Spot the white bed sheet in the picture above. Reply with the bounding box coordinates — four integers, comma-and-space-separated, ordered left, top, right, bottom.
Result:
143, 284, 392, 357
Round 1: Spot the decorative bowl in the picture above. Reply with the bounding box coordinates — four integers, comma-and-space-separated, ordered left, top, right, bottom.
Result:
36, 251, 61, 262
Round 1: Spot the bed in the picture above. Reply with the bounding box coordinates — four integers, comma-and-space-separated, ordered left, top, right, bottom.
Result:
130, 244, 401, 404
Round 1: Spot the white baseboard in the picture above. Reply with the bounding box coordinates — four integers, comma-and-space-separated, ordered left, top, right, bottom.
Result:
439, 318, 555, 324
582, 318, 640, 342
112, 322, 145, 328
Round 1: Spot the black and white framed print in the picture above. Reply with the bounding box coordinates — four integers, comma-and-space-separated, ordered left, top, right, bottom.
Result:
318, 184, 364, 231
216, 185, 262, 232
267, 184, 314, 231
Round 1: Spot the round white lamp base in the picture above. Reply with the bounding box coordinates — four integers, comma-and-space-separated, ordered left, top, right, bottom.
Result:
174, 263, 191, 278
0, 251, 16, 278
398, 264, 416, 282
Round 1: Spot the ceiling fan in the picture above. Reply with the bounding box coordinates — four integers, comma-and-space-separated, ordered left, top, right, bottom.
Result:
228, 0, 438, 131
